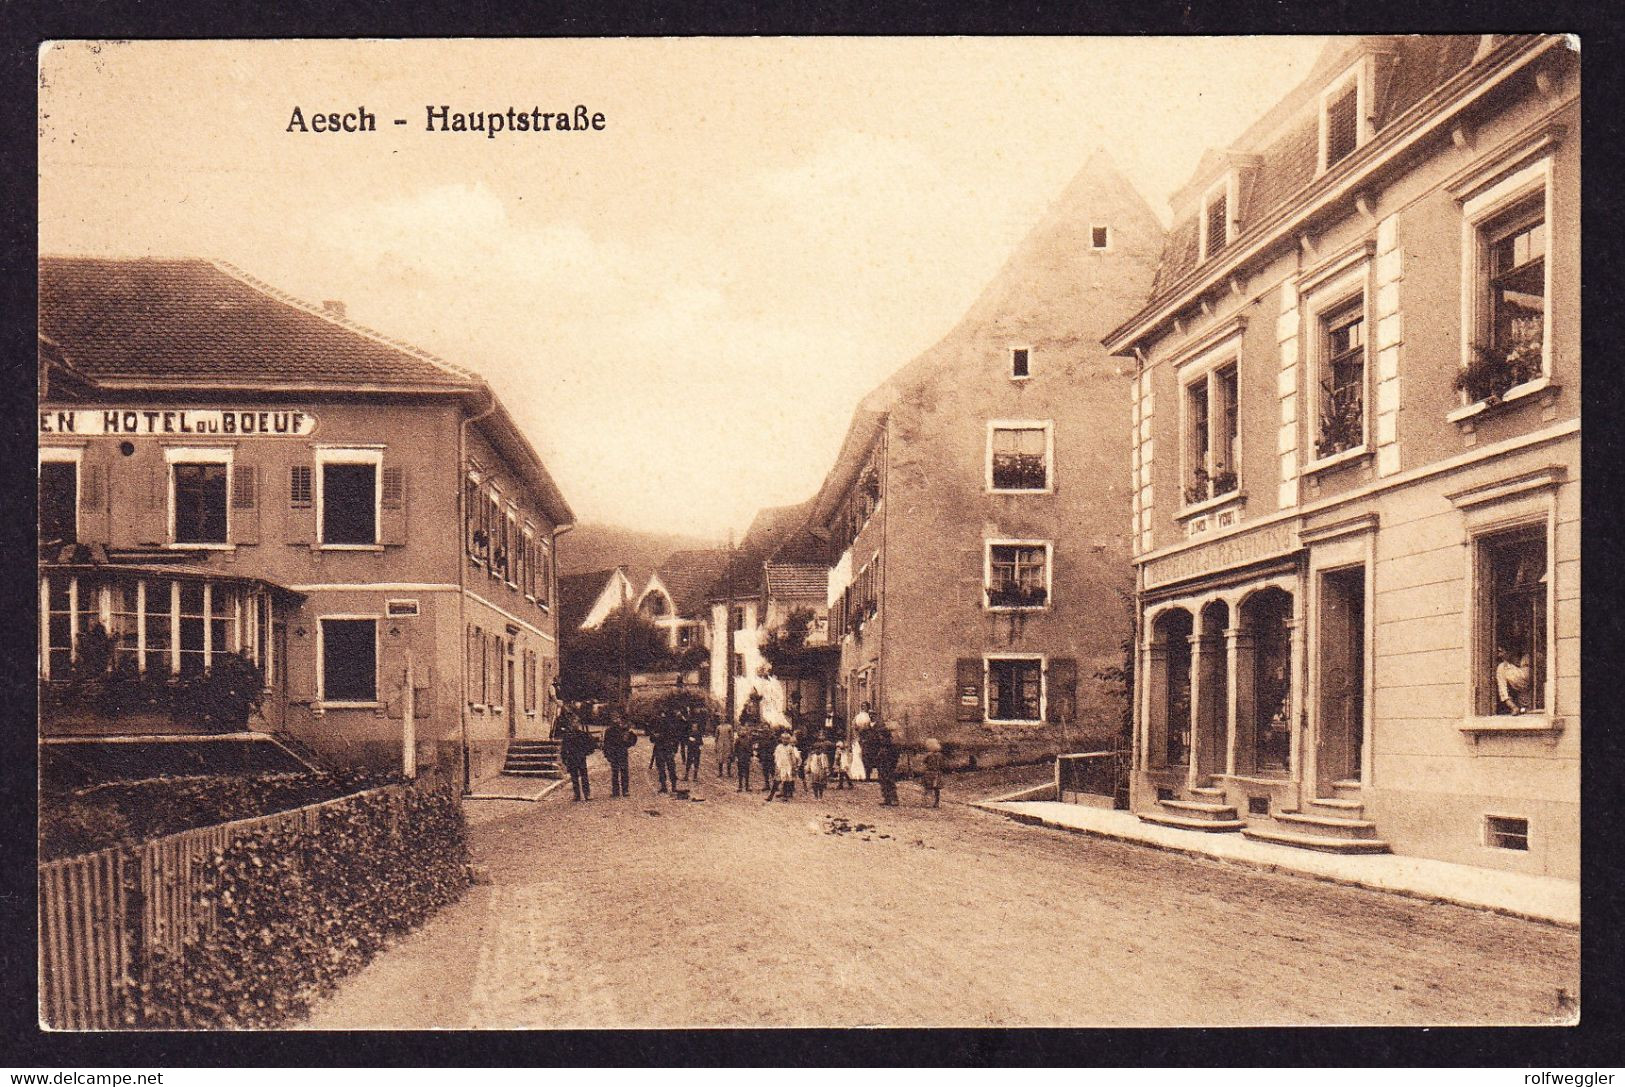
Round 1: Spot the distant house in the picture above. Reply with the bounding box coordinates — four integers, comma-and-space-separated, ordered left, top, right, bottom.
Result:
638, 549, 730, 652
559, 566, 639, 633
706, 501, 819, 722
800, 152, 1163, 751
37, 257, 574, 789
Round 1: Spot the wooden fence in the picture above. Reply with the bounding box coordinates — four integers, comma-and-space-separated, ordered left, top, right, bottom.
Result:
38, 783, 412, 1030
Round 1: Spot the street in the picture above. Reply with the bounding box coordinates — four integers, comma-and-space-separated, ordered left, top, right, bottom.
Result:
301, 745, 1579, 1028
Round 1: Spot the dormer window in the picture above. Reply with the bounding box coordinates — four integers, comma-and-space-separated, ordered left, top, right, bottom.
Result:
1318, 64, 1371, 174
1199, 178, 1233, 263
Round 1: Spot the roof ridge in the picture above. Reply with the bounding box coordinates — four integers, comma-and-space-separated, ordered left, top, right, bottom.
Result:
208, 259, 482, 387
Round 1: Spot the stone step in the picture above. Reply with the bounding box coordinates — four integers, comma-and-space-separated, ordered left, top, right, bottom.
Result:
507, 742, 561, 753
1308, 796, 1365, 817
1330, 779, 1363, 798
501, 768, 564, 778
1159, 799, 1240, 821
1189, 786, 1227, 800
1138, 811, 1247, 833
1273, 810, 1381, 839
1241, 825, 1390, 854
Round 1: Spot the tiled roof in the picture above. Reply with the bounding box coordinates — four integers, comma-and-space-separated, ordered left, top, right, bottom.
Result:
559, 568, 622, 632
1146, 35, 1485, 303
39, 257, 479, 392
654, 549, 733, 616
765, 563, 827, 599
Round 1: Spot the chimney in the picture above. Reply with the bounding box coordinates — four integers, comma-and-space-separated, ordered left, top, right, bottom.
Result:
322, 300, 347, 318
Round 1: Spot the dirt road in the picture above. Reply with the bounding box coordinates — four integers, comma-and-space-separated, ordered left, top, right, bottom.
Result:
300, 749, 1579, 1028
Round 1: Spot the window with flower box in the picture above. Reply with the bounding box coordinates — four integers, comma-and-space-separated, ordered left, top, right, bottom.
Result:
1457, 155, 1552, 408
1183, 363, 1240, 506
1315, 301, 1368, 460
985, 541, 1051, 610
987, 421, 1053, 493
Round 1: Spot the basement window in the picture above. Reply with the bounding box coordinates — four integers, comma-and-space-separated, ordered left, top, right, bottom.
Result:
1485, 814, 1530, 851
1248, 796, 1270, 816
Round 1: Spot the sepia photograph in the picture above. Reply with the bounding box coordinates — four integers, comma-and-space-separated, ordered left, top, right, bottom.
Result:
34, 34, 1580, 1033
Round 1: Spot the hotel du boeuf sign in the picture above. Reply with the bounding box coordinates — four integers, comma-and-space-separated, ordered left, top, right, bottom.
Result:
38, 407, 319, 437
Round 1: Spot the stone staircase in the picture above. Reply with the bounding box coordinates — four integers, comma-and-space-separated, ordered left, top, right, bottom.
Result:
1136, 781, 1246, 832
1240, 781, 1391, 855
501, 739, 563, 778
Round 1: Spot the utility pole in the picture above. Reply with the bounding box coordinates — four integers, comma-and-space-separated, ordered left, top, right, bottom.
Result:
723, 528, 736, 725
619, 585, 630, 712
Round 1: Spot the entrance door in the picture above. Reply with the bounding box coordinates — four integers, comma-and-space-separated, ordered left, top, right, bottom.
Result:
505, 645, 517, 739
1317, 567, 1366, 788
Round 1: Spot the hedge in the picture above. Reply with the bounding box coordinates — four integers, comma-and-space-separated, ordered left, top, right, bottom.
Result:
40, 769, 403, 861
126, 776, 469, 1028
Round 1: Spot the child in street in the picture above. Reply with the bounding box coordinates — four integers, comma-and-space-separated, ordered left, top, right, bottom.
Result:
919, 737, 944, 808
805, 734, 832, 799
834, 738, 854, 790
772, 731, 802, 801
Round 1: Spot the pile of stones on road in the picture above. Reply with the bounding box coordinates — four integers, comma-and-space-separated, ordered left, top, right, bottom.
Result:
818, 815, 891, 841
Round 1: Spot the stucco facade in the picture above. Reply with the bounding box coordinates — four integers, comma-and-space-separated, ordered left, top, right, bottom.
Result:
1109, 36, 1578, 877
807, 154, 1163, 753
38, 259, 573, 790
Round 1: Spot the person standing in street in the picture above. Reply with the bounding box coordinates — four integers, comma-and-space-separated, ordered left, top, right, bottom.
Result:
755, 724, 777, 796
560, 718, 598, 801
834, 737, 854, 790
805, 731, 833, 799
601, 713, 638, 798
772, 731, 802, 802
683, 712, 704, 781
869, 722, 900, 806
734, 724, 755, 792
919, 737, 944, 808
652, 706, 682, 793
716, 715, 735, 779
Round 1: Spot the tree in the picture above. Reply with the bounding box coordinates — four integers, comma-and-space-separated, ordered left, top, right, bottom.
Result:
558, 604, 687, 703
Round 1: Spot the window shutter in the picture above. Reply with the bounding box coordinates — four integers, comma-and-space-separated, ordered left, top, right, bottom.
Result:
381, 465, 407, 546
284, 465, 314, 545
286, 626, 315, 702
79, 462, 110, 545
140, 464, 168, 546
956, 657, 984, 723
231, 464, 259, 544
1047, 657, 1078, 725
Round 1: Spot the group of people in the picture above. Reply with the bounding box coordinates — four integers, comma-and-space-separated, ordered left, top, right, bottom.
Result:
551, 696, 944, 808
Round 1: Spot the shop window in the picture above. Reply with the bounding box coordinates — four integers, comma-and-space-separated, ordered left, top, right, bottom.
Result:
39, 458, 78, 545
318, 450, 380, 546
172, 460, 229, 544
1485, 814, 1530, 851
1476, 527, 1547, 716
1184, 363, 1240, 504
986, 542, 1050, 610
320, 617, 378, 704
988, 422, 1052, 492
987, 656, 1043, 723
1315, 300, 1368, 459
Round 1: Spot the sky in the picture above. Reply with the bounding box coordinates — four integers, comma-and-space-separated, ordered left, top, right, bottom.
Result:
39, 37, 1328, 541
